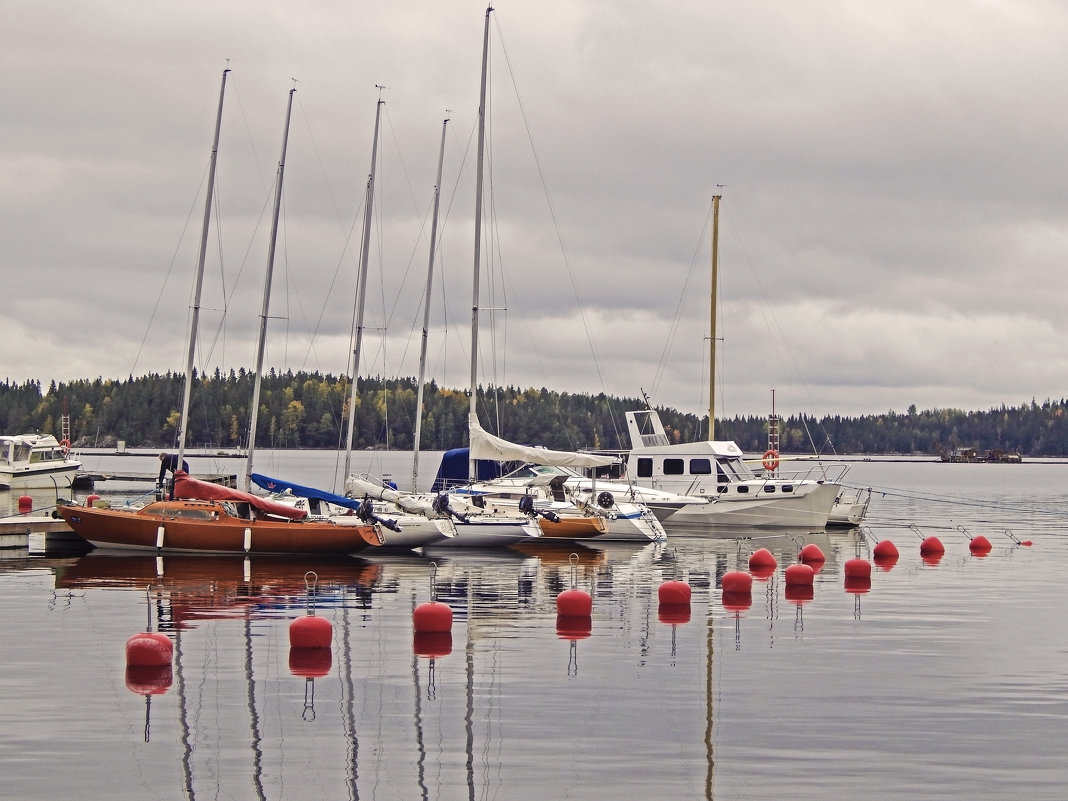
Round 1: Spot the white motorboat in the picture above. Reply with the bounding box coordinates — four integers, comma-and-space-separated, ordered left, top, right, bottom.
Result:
0, 434, 81, 490
624, 410, 842, 531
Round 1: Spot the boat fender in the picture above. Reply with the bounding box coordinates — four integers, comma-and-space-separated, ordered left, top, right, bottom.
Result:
596, 491, 614, 509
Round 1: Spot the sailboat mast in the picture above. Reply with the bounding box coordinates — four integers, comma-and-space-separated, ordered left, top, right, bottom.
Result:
708, 193, 721, 441
411, 115, 449, 491
469, 5, 493, 482
342, 96, 384, 481
245, 87, 296, 490
177, 67, 229, 466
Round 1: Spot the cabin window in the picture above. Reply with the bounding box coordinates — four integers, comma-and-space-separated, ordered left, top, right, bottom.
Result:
689, 458, 712, 475
664, 459, 684, 475
168, 508, 217, 520
736, 485, 749, 494
636, 458, 653, 478
781, 485, 793, 493
763, 485, 776, 493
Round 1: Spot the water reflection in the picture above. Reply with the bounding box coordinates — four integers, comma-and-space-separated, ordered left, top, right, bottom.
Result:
6, 470, 1068, 801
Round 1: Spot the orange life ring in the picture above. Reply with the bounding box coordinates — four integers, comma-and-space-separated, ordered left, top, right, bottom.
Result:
762, 449, 780, 471
60, 438, 71, 454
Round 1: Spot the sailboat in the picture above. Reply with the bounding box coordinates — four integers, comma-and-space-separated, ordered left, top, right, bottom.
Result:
57, 73, 382, 556
417, 7, 664, 545
623, 195, 844, 531
256, 104, 456, 549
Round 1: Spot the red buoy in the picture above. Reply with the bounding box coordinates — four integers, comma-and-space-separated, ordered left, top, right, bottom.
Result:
125, 664, 173, 695
784, 562, 815, 586
784, 584, 814, 604
873, 539, 898, 559
799, 543, 826, 564
844, 575, 872, 594
658, 603, 691, 625
17, 495, 32, 513
721, 570, 753, 594
920, 536, 945, 555
658, 579, 692, 605
289, 614, 333, 648
556, 614, 592, 640
413, 631, 453, 658
748, 548, 777, 573
556, 588, 593, 617
413, 601, 454, 633
126, 631, 173, 667
969, 535, 992, 555
289, 647, 332, 678
844, 557, 872, 578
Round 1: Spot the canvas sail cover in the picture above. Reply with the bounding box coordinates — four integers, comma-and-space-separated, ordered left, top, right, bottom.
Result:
344, 475, 440, 516
173, 471, 308, 520
251, 473, 364, 512
468, 414, 617, 469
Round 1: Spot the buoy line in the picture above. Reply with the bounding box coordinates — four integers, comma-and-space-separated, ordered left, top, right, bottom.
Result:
847, 483, 1068, 519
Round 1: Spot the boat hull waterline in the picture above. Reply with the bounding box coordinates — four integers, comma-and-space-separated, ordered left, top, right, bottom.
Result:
57, 499, 382, 555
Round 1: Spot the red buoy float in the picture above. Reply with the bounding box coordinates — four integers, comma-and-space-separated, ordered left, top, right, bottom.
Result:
557, 552, 593, 616
969, 535, 992, 555
126, 631, 173, 667
557, 588, 593, 617
799, 543, 826, 565
17, 495, 32, 513
721, 569, 753, 594
920, 536, 945, 555
784, 562, 815, 586
844, 557, 872, 578
658, 579, 692, 605
873, 539, 898, 559
290, 614, 333, 648
748, 548, 777, 574
413, 601, 454, 633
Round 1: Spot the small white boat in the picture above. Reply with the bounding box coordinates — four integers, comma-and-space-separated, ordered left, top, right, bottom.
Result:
0, 434, 81, 490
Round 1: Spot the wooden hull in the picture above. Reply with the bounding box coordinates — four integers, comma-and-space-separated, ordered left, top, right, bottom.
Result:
57, 499, 382, 555
536, 515, 609, 540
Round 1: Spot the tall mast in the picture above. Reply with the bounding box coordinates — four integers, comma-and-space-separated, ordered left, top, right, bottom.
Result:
469, 5, 493, 482
245, 86, 295, 490
177, 67, 229, 466
708, 193, 721, 441
342, 95, 384, 482
411, 114, 449, 491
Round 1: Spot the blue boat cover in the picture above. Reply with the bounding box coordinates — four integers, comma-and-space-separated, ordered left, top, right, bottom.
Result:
251, 473, 363, 511
429, 447, 506, 493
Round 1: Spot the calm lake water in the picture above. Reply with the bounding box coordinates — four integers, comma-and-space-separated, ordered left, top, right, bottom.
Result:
2, 452, 1067, 800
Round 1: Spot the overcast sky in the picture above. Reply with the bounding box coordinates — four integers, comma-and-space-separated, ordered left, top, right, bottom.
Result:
5, 1, 1067, 422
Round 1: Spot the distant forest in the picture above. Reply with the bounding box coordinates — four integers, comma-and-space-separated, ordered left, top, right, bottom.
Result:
1, 370, 1064, 457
